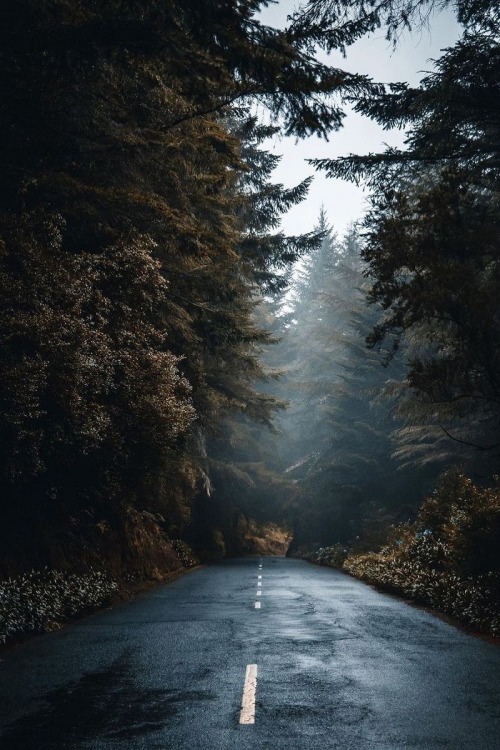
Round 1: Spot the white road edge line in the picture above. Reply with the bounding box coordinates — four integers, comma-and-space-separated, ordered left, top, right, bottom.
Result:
239, 664, 258, 725
255, 601, 261, 609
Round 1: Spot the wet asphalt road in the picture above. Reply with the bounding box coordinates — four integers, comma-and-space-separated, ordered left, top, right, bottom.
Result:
1, 557, 500, 749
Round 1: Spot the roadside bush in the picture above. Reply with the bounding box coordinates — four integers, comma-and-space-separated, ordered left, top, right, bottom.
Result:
343, 470, 500, 636
344, 555, 500, 635
171, 540, 199, 568
0, 568, 117, 645
306, 543, 349, 568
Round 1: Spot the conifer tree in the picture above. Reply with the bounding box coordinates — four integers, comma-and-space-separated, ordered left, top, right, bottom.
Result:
310, 6, 500, 470
2, 0, 371, 557
187, 114, 322, 555
272, 216, 426, 548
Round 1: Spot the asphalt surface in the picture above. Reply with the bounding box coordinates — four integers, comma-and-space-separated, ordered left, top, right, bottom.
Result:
1, 557, 500, 749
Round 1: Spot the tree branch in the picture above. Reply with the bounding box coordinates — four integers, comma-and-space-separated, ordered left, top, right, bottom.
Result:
440, 425, 500, 452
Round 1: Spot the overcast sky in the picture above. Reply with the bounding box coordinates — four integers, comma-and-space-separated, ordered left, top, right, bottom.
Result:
258, 1, 461, 237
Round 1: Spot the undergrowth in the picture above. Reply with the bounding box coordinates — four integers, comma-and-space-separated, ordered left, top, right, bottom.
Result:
309, 470, 500, 636
303, 543, 349, 568
171, 539, 199, 567
0, 568, 117, 645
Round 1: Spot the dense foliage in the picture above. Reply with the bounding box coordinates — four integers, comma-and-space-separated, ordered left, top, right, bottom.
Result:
258, 215, 429, 550
0, 569, 117, 644
0, 0, 380, 571
1, 0, 499, 642
281, 0, 500, 637
343, 471, 500, 636
311, 2, 500, 470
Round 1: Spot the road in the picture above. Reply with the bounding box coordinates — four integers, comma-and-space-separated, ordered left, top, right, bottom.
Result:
1, 557, 500, 749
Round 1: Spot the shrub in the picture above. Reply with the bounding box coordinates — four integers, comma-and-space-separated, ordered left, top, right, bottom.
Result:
0, 568, 117, 645
343, 470, 500, 636
171, 540, 199, 568
306, 544, 350, 568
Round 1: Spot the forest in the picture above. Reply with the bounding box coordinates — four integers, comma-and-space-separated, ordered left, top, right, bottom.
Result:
0, 0, 499, 642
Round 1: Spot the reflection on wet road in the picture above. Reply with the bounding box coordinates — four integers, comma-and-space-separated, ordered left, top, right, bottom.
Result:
1, 557, 500, 749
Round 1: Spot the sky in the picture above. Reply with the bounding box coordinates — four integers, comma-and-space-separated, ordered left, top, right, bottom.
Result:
258, 1, 461, 237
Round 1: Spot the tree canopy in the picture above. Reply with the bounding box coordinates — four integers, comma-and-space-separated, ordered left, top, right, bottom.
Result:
1, 0, 499, 571
310, 2, 500, 467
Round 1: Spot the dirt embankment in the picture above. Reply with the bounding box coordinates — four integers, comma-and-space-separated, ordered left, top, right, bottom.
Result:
0, 508, 199, 648
231, 516, 293, 557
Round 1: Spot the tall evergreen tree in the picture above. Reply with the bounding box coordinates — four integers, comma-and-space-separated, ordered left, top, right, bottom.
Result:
310, 6, 500, 470
1, 0, 378, 562
187, 115, 322, 556
270, 216, 427, 548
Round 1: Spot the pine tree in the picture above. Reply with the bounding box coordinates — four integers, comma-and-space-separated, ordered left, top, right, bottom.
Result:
310, 9, 500, 470
3, 0, 367, 555
186, 114, 322, 555
271, 217, 427, 548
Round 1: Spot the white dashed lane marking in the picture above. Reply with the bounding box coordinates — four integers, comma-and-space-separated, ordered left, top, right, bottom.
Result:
239, 664, 258, 724
255, 601, 261, 609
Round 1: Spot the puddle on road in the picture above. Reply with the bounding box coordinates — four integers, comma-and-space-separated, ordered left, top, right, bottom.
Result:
0, 651, 216, 749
